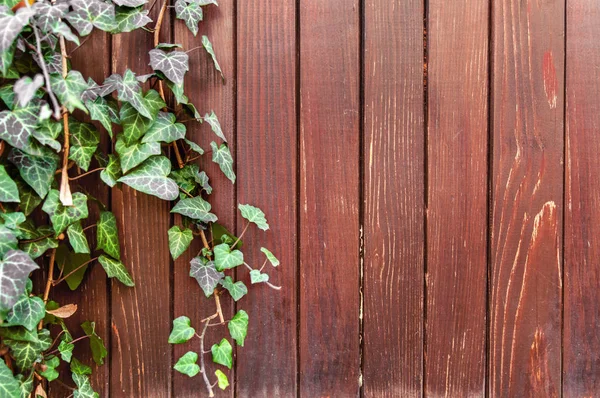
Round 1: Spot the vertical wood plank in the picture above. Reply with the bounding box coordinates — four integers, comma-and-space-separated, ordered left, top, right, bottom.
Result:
172, 2, 235, 397
564, 1, 600, 395
110, 5, 172, 397
425, 0, 489, 395
489, 0, 564, 396
363, 0, 424, 397
299, 1, 360, 396
236, 2, 298, 397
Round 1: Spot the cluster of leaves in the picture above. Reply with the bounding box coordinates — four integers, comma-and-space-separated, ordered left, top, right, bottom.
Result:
0, 0, 280, 396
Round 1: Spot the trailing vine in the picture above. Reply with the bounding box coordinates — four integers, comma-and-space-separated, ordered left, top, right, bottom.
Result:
0, 0, 281, 396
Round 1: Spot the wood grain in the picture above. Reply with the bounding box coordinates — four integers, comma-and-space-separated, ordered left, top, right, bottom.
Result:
489, 0, 564, 396
564, 1, 600, 395
425, 0, 489, 395
363, 0, 424, 397
172, 1, 235, 397
236, 2, 298, 397
109, 5, 172, 396
299, 1, 360, 396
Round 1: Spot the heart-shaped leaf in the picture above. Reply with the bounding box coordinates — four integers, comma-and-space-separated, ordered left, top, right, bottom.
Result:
171, 196, 217, 223
219, 276, 247, 302
211, 339, 232, 369
168, 316, 195, 344
228, 309, 248, 346
97, 211, 120, 260
167, 226, 193, 260
213, 243, 243, 271
250, 269, 269, 284
174, 0, 202, 36
142, 112, 186, 144
238, 204, 269, 231
174, 351, 199, 377
118, 156, 179, 201
149, 49, 189, 85
189, 257, 223, 297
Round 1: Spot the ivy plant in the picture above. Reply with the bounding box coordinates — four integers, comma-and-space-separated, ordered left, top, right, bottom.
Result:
0, 0, 281, 396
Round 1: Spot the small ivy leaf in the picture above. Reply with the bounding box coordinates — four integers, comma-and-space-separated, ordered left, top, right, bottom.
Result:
210, 142, 235, 183
213, 243, 243, 272
112, 0, 148, 6
0, 165, 19, 202
0, 7, 35, 52
174, 351, 200, 377
211, 338, 232, 369
98, 255, 134, 287
5, 295, 45, 331
69, 121, 100, 171
212, 223, 241, 248
50, 71, 89, 113
0, 103, 40, 153
117, 156, 180, 201
114, 5, 152, 33
238, 204, 269, 231
3, 328, 51, 370
149, 49, 189, 85
72, 373, 99, 398
67, 222, 90, 254
86, 97, 117, 137
202, 35, 224, 79
167, 226, 193, 260
0, 357, 20, 397
142, 112, 186, 144
171, 196, 218, 223
70, 358, 92, 375
9, 148, 58, 199
0, 250, 38, 311
19, 225, 58, 260
20, 374, 35, 397
197, 171, 212, 194
58, 339, 74, 362
197, 0, 219, 5
144, 89, 167, 115
174, 0, 202, 36
260, 247, 279, 267
115, 137, 161, 173
219, 276, 247, 302
120, 102, 154, 145
33, 2, 79, 45
228, 309, 248, 346
184, 138, 203, 155
169, 165, 199, 196
34, 119, 62, 153
13, 74, 43, 108
97, 211, 121, 260
104, 70, 152, 118
168, 316, 195, 344
189, 257, 223, 297
203, 111, 226, 142
39, 356, 60, 381
250, 269, 269, 284
0, 211, 25, 233
215, 369, 229, 390
42, 190, 89, 236
15, 180, 40, 216
81, 320, 108, 366
67, 0, 116, 36
100, 155, 122, 188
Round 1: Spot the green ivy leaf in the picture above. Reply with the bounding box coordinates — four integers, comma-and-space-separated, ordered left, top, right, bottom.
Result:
4, 328, 51, 369
72, 373, 99, 398
34, 119, 62, 152
115, 137, 161, 173
174, 0, 202, 36
174, 351, 200, 377
0, 358, 20, 397
103, 70, 152, 118
202, 35, 224, 79
100, 155, 122, 188
167, 226, 193, 260
117, 156, 179, 201
238, 204, 269, 231
0, 250, 38, 312
81, 320, 107, 366
67, 222, 90, 254
0, 7, 35, 52
260, 247, 279, 267
142, 112, 186, 144
17, 373, 33, 398
33, 2, 79, 45
119, 101, 154, 145
19, 225, 57, 260
203, 111, 226, 142
39, 356, 60, 381
149, 49, 189, 85
210, 142, 235, 183
55, 247, 91, 291
86, 96, 117, 137
9, 148, 59, 199
114, 5, 152, 33
0, 104, 40, 154
69, 121, 100, 171
228, 309, 248, 346
184, 138, 203, 155
97, 255, 134, 287
97, 211, 120, 260
197, 171, 212, 194
213, 243, 243, 272
215, 369, 229, 390
67, 0, 116, 36
168, 316, 195, 344
211, 338, 232, 369
189, 257, 223, 297
219, 276, 247, 302
212, 223, 241, 248
0, 165, 19, 202
50, 71, 89, 113
0, 326, 38, 344
14, 181, 39, 218
113, 0, 148, 8
59, 339, 74, 362
42, 190, 89, 236
0, 227, 18, 258
171, 196, 217, 223
5, 295, 45, 331
70, 358, 92, 375
250, 269, 269, 284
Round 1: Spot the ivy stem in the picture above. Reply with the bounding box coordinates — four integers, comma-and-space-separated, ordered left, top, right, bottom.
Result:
82, 224, 97, 232
198, 315, 217, 397
231, 223, 249, 249
52, 257, 99, 286
20, 233, 54, 244
185, 46, 203, 54
69, 167, 105, 181
243, 262, 282, 291
214, 291, 224, 323
45, 335, 89, 357
39, 249, 57, 330
59, 34, 73, 206
259, 258, 268, 272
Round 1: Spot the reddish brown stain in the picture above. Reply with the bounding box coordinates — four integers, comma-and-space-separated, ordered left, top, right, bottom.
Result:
543, 51, 558, 109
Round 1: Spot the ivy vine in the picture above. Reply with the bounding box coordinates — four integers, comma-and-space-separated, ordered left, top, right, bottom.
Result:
0, 0, 281, 396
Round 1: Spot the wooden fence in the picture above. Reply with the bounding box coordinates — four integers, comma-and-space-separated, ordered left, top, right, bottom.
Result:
48, 0, 600, 396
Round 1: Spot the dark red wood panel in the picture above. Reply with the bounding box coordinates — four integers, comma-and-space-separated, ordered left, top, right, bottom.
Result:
425, 0, 489, 395
172, 1, 235, 397
299, 1, 360, 396
489, 0, 564, 396
363, 0, 424, 397
564, 1, 600, 395
236, 1, 297, 397
110, 5, 172, 397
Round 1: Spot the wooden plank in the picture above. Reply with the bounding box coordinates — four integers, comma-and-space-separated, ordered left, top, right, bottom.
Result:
236, 1, 297, 397
48, 30, 111, 398
489, 0, 564, 396
564, 1, 600, 395
172, 1, 235, 397
299, 1, 360, 396
362, 0, 424, 397
425, 0, 489, 395
109, 5, 172, 397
